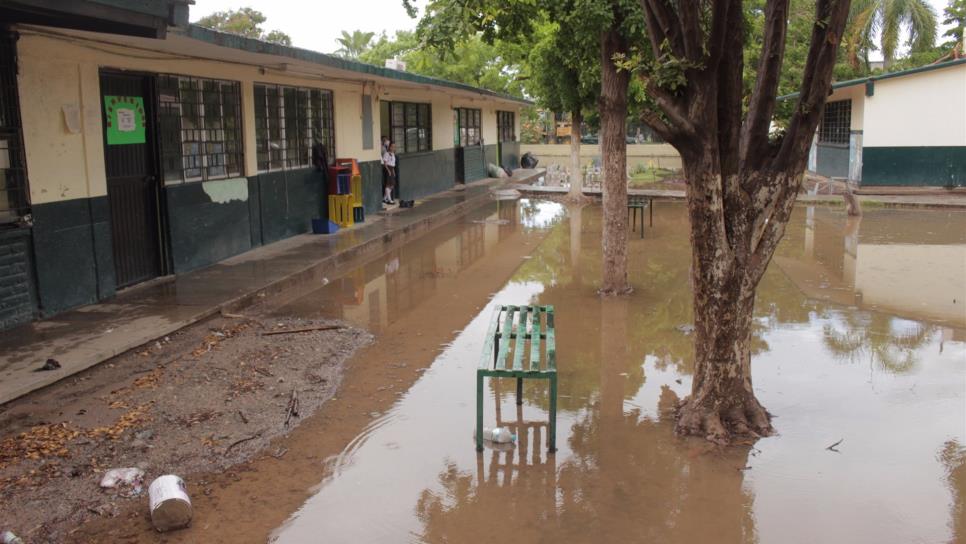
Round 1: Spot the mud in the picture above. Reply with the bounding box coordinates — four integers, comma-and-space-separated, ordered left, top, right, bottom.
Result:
0, 308, 371, 542
6, 201, 966, 544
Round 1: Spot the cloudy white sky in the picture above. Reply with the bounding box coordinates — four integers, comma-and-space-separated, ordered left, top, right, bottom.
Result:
189, 0, 955, 60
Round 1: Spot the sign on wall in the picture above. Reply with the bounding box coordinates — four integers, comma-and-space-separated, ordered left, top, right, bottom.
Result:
103, 95, 146, 145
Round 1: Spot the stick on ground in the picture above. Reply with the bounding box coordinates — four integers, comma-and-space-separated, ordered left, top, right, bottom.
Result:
261, 325, 343, 337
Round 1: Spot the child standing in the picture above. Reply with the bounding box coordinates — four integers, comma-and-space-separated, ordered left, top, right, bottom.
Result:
382, 142, 397, 205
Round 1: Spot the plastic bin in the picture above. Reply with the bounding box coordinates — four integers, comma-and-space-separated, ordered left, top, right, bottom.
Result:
328, 166, 350, 195
352, 204, 365, 224
329, 194, 354, 227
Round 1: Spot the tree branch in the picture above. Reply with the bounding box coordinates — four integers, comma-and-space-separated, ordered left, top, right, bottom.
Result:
641, 0, 687, 60
740, 0, 791, 171
776, 0, 851, 169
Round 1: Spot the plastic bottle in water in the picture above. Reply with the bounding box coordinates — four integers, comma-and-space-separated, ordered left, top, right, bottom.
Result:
2, 531, 25, 544
482, 427, 516, 443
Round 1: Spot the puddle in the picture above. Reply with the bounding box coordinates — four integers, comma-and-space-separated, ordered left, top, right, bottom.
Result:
88, 201, 966, 543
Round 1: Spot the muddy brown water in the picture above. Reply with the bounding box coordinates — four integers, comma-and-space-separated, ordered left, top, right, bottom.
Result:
75, 200, 965, 544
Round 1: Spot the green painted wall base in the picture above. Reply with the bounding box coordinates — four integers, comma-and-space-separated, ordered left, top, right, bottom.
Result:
31, 197, 114, 316
398, 149, 456, 201
862, 146, 966, 187
816, 144, 849, 179
166, 179, 254, 273
0, 227, 37, 328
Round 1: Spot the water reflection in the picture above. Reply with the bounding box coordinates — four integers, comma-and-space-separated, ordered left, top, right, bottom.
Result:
270, 201, 965, 544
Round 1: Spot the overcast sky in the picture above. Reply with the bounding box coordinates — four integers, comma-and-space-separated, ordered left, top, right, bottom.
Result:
189, 0, 954, 60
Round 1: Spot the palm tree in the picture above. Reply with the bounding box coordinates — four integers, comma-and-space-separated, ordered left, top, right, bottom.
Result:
845, 0, 938, 69
334, 30, 375, 60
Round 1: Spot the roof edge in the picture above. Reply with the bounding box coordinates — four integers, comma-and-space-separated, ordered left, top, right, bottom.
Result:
182, 24, 533, 105
777, 57, 966, 101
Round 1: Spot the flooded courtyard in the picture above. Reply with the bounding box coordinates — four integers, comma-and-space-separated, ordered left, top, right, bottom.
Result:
89, 199, 965, 543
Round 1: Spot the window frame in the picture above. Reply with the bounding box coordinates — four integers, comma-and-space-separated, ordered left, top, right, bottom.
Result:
253, 82, 336, 172
497, 110, 516, 143
818, 99, 851, 146
0, 31, 29, 224
157, 74, 244, 184
385, 101, 432, 154
456, 107, 482, 147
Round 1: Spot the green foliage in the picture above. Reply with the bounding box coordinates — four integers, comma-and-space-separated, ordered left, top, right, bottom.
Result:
845, 0, 938, 68
941, 0, 966, 49
334, 30, 376, 59
358, 30, 525, 95
195, 7, 291, 45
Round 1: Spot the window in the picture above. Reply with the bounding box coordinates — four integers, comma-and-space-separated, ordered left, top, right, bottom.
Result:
456, 108, 481, 146
253, 83, 335, 172
381, 101, 431, 154
157, 75, 243, 183
0, 32, 28, 223
819, 99, 851, 145
497, 111, 515, 142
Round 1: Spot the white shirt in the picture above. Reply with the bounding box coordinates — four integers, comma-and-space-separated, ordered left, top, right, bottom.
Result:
382, 151, 396, 168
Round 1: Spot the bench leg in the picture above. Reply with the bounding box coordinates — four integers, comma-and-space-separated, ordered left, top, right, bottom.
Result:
649, 199, 654, 227
516, 377, 523, 405
640, 205, 644, 238
476, 372, 484, 452
548, 373, 558, 453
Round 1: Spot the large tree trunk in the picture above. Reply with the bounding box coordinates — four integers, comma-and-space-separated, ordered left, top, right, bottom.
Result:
568, 109, 583, 199
598, 28, 630, 295
675, 162, 777, 443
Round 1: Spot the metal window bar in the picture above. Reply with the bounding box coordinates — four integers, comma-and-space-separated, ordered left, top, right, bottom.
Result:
497, 111, 515, 142
387, 100, 431, 153
819, 99, 851, 145
458, 108, 482, 146
157, 74, 243, 184
255, 83, 335, 172
0, 31, 29, 222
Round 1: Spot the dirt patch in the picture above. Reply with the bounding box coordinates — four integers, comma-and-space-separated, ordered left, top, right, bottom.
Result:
0, 306, 371, 542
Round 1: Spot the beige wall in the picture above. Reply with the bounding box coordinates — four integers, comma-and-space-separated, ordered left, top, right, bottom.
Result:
520, 143, 682, 171
862, 64, 966, 147
15, 29, 524, 205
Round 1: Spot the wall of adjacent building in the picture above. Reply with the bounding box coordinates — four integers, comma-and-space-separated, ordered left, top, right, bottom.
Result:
861, 63, 966, 186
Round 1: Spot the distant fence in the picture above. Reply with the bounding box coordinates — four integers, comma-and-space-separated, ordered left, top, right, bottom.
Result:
519, 143, 683, 173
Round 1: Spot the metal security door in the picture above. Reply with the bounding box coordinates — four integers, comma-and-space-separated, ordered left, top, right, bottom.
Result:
100, 71, 162, 288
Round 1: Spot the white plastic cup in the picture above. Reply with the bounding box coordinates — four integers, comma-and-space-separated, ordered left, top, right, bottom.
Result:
148, 475, 192, 532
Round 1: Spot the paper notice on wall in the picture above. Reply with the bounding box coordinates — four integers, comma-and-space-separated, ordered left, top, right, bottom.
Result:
103, 95, 146, 145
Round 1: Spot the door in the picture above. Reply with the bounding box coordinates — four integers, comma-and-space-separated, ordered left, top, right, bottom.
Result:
100, 71, 163, 288
453, 109, 465, 183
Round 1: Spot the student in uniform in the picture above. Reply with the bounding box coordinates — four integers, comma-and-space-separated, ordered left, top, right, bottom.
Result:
382, 142, 397, 205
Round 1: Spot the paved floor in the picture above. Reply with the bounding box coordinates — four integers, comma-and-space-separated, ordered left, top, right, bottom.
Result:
514, 183, 966, 209
0, 172, 540, 405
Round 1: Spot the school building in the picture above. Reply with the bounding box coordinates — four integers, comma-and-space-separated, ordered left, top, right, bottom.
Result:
0, 1, 527, 331
800, 58, 966, 187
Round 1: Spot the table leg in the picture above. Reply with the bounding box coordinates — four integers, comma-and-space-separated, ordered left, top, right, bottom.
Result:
548, 373, 558, 453
649, 199, 654, 227
476, 372, 484, 452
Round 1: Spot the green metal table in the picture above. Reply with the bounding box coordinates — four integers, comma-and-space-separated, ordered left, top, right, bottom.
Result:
627, 196, 653, 238
477, 304, 557, 453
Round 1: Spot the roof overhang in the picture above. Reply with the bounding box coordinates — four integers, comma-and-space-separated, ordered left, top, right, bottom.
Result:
778, 57, 966, 102
0, 0, 189, 39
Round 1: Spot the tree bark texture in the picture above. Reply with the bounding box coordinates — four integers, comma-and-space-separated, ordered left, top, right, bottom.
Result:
636, 0, 851, 443
568, 109, 583, 199
598, 28, 631, 295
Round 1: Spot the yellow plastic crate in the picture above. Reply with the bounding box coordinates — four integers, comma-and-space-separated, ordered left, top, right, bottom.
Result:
350, 175, 363, 204
329, 194, 355, 227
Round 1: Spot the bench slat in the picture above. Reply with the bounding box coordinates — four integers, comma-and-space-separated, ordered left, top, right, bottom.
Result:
545, 305, 556, 372
479, 305, 503, 370
529, 306, 542, 371
511, 306, 529, 371
495, 305, 516, 370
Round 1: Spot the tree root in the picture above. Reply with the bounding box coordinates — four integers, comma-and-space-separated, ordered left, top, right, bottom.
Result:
674, 395, 774, 445
597, 286, 634, 297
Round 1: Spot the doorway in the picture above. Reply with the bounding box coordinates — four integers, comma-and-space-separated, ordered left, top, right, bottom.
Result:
100, 71, 163, 288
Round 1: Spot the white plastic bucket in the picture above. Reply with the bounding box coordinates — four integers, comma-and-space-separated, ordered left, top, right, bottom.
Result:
148, 475, 192, 532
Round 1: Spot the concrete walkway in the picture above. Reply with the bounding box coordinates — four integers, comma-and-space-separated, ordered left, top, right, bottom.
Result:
514, 183, 966, 209
0, 171, 541, 405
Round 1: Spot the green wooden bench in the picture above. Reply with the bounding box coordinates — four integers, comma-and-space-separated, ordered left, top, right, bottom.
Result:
477, 304, 557, 453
